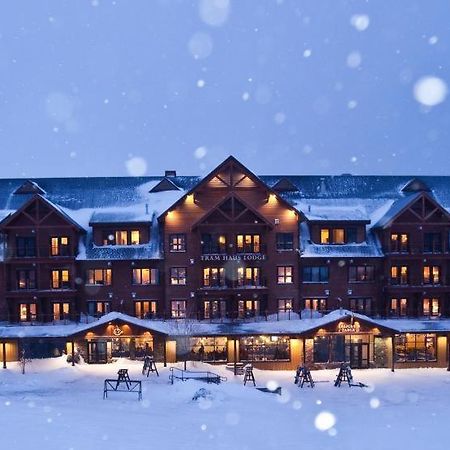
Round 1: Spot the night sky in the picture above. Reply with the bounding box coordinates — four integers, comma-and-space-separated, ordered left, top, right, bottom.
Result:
0, 0, 449, 178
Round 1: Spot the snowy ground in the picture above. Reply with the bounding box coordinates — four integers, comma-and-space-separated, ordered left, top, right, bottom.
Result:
1, 358, 449, 450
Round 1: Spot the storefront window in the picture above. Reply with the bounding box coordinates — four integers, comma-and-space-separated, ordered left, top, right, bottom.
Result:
395, 334, 437, 362
313, 335, 345, 363
239, 336, 290, 361
188, 337, 227, 362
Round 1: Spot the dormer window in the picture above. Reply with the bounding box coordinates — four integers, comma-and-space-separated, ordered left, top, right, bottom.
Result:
320, 228, 345, 244
102, 230, 140, 246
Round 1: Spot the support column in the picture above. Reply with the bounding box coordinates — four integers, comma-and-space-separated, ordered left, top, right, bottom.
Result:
447, 336, 450, 372
2, 342, 6, 369
391, 335, 395, 372
71, 341, 75, 367
163, 338, 167, 367
302, 338, 306, 365
233, 338, 238, 376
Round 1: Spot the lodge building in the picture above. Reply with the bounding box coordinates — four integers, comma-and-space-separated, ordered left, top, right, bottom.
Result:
1, 156, 450, 371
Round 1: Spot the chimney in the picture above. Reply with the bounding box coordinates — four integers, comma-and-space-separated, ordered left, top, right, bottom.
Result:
165, 170, 176, 177
145, 203, 149, 215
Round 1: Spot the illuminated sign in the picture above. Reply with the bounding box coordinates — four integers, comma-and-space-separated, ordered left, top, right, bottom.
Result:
112, 325, 124, 336
200, 254, 266, 262
337, 322, 361, 333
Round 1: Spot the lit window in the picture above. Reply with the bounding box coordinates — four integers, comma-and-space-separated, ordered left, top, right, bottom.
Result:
423, 266, 440, 285
87, 301, 111, 317
87, 269, 112, 285
16, 269, 36, 290
51, 269, 70, 289
171, 300, 186, 318
169, 234, 186, 252
390, 298, 407, 316
277, 266, 293, 284
53, 303, 70, 321
278, 299, 293, 312
115, 230, 128, 245
236, 267, 261, 286
238, 300, 260, 318
19, 303, 37, 322
236, 234, 261, 253
135, 301, 157, 319
132, 268, 158, 285
332, 228, 345, 244
423, 298, 439, 317
390, 233, 409, 252
203, 267, 226, 287
131, 230, 140, 245
349, 266, 374, 282
50, 236, 70, 256
391, 266, 408, 285
304, 298, 327, 311
170, 267, 187, 285
320, 229, 330, 244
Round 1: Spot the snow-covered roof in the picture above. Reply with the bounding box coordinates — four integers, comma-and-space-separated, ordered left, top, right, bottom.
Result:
299, 222, 383, 258
3, 310, 450, 340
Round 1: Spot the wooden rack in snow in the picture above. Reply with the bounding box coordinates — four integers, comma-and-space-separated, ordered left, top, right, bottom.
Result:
334, 364, 368, 388
142, 356, 159, 377
103, 369, 142, 400
294, 366, 315, 388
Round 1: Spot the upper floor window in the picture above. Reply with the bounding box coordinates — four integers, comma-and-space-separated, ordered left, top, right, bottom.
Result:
134, 300, 157, 319
424, 232, 442, 253
349, 265, 374, 282
170, 267, 187, 285
236, 234, 260, 253
50, 236, 70, 256
278, 299, 293, 312
16, 269, 36, 290
102, 230, 140, 246
201, 234, 227, 254
169, 234, 186, 252
51, 269, 70, 289
390, 233, 409, 253
16, 236, 36, 257
19, 303, 37, 322
302, 266, 329, 282
390, 266, 408, 285
171, 300, 186, 318
349, 298, 372, 315
304, 298, 327, 311
423, 266, 440, 285
132, 268, 159, 285
237, 267, 261, 286
86, 269, 112, 286
423, 298, 440, 317
87, 301, 111, 317
276, 233, 294, 251
390, 298, 407, 316
320, 228, 345, 244
53, 302, 70, 321
346, 227, 358, 243
277, 266, 293, 284
203, 267, 226, 287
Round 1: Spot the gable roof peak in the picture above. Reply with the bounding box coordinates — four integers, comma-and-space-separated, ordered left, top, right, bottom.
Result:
401, 178, 431, 194
13, 180, 46, 195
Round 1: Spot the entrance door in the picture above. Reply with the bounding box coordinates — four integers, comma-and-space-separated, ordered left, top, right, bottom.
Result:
346, 343, 369, 368
88, 341, 108, 364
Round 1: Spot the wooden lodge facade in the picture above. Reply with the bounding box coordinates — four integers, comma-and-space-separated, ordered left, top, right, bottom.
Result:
1, 156, 450, 370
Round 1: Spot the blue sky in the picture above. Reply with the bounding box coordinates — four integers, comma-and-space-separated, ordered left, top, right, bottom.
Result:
0, 0, 449, 177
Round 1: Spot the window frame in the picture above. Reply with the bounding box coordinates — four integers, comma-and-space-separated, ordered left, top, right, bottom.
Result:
170, 267, 187, 285
132, 268, 159, 285
86, 268, 112, 286
277, 266, 293, 284
276, 233, 294, 251
169, 234, 186, 252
